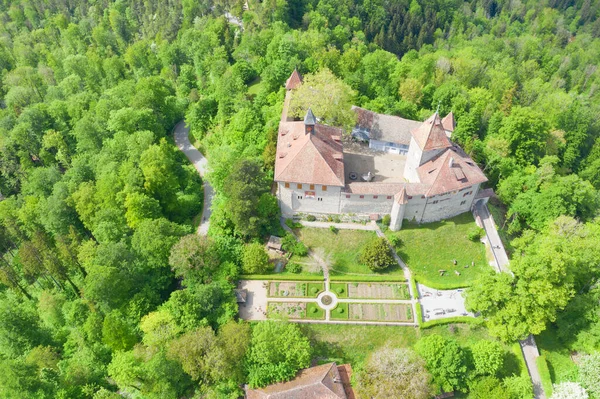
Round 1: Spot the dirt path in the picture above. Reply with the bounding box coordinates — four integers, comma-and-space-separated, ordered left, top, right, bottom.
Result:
173, 121, 212, 236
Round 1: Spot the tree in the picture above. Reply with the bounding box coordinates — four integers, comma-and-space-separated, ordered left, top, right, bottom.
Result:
550, 382, 588, 399
471, 340, 505, 376
579, 353, 600, 399
502, 375, 534, 399
131, 218, 189, 268
469, 376, 511, 399
102, 310, 139, 352
169, 235, 221, 286
124, 192, 161, 228
290, 68, 357, 131
246, 321, 311, 388
167, 327, 227, 383
355, 346, 432, 399
359, 237, 395, 271
415, 334, 468, 393
218, 321, 251, 383
242, 243, 269, 274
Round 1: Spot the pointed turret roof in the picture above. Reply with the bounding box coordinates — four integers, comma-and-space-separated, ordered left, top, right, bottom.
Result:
304, 108, 317, 126
410, 113, 452, 151
395, 186, 408, 204
285, 68, 303, 90
442, 112, 456, 132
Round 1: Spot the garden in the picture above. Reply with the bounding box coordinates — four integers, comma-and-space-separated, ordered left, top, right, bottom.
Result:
267, 281, 325, 297
387, 213, 490, 289
348, 303, 413, 322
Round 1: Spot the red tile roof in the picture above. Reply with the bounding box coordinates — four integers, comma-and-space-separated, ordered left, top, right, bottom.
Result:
395, 187, 408, 204
285, 69, 303, 90
274, 121, 345, 186
411, 113, 452, 151
441, 112, 456, 132
246, 362, 347, 399
417, 148, 488, 196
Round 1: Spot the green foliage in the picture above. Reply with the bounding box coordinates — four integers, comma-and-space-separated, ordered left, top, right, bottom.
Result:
467, 227, 485, 242
382, 214, 391, 226
471, 340, 505, 376
329, 225, 339, 234
246, 321, 311, 388
305, 215, 316, 222
242, 243, 270, 274
416, 334, 468, 393
102, 311, 139, 352
579, 353, 600, 399
468, 376, 511, 399
285, 262, 302, 273
359, 237, 395, 271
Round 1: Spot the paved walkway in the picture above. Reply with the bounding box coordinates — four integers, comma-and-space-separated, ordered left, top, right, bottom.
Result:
173, 121, 213, 235
473, 200, 545, 399
237, 280, 268, 321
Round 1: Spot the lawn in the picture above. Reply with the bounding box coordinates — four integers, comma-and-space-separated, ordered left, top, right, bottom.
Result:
536, 327, 579, 387
387, 213, 490, 289
306, 302, 325, 320
330, 282, 348, 298
307, 282, 325, 297
247, 77, 264, 96
331, 303, 349, 320
294, 228, 405, 277
299, 323, 522, 372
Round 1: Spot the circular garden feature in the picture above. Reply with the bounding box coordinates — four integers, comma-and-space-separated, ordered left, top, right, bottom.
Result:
321, 294, 333, 306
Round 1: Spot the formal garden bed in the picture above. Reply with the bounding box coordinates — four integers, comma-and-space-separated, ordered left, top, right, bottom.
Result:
306, 302, 326, 320
330, 303, 349, 320
267, 281, 325, 297
346, 282, 410, 300
267, 302, 306, 319
330, 282, 348, 298
387, 213, 489, 289
348, 303, 413, 322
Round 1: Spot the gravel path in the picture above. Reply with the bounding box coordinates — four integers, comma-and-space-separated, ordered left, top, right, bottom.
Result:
173, 121, 213, 236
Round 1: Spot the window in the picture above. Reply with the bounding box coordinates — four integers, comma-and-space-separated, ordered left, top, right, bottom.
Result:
407, 195, 413, 199
387, 196, 392, 200
462, 191, 473, 197
318, 198, 323, 202
346, 195, 351, 198
460, 200, 466, 205
421, 195, 425, 199
284, 182, 290, 188
297, 195, 303, 199
360, 195, 364, 199
373, 195, 378, 199
310, 184, 315, 190
297, 184, 302, 189
432, 200, 439, 204
322, 185, 327, 191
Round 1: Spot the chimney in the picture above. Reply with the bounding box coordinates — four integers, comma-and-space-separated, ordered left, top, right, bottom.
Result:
448, 157, 454, 167
304, 108, 317, 135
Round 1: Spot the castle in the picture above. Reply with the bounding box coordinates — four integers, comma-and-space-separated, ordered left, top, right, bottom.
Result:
274, 70, 489, 231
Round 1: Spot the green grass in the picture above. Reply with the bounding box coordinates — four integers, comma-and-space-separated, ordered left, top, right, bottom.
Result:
536, 328, 579, 385
537, 355, 554, 397
330, 282, 348, 298
307, 282, 325, 297
299, 323, 502, 368
294, 228, 405, 277
331, 303, 349, 319
306, 302, 325, 320
388, 213, 489, 289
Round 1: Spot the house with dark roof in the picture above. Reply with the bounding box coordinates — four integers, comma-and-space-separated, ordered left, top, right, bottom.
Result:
245, 362, 352, 399
275, 70, 490, 230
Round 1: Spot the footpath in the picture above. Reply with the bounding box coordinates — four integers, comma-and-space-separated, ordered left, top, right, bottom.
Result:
473, 201, 546, 399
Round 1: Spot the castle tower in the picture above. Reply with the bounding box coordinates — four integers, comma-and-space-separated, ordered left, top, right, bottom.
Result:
304, 108, 316, 134
390, 187, 408, 231
403, 112, 452, 183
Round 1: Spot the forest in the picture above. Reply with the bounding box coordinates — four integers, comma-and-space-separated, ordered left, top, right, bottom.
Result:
0, 0, 599, 398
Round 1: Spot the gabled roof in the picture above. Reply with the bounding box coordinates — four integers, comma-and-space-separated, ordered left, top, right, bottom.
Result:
274, 120, 345, 186
351, 106, 421, 145
285, 69, 303, 90
246, 362, 347, 399
411, 113, 452, 151
417, 148, 488, 196
442, 112, 456, 132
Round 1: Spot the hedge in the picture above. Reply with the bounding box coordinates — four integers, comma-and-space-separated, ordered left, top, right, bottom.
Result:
239, 274, 324, 281
412, 275, 472, 290
329, 275, 406, 282
420, 316, 484, 329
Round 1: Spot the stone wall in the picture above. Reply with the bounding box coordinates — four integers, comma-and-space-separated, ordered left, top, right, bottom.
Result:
339, 193, 395, 214
277, 182, 342, 216
419, 184, 480, 223
403, 137, 422, 182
